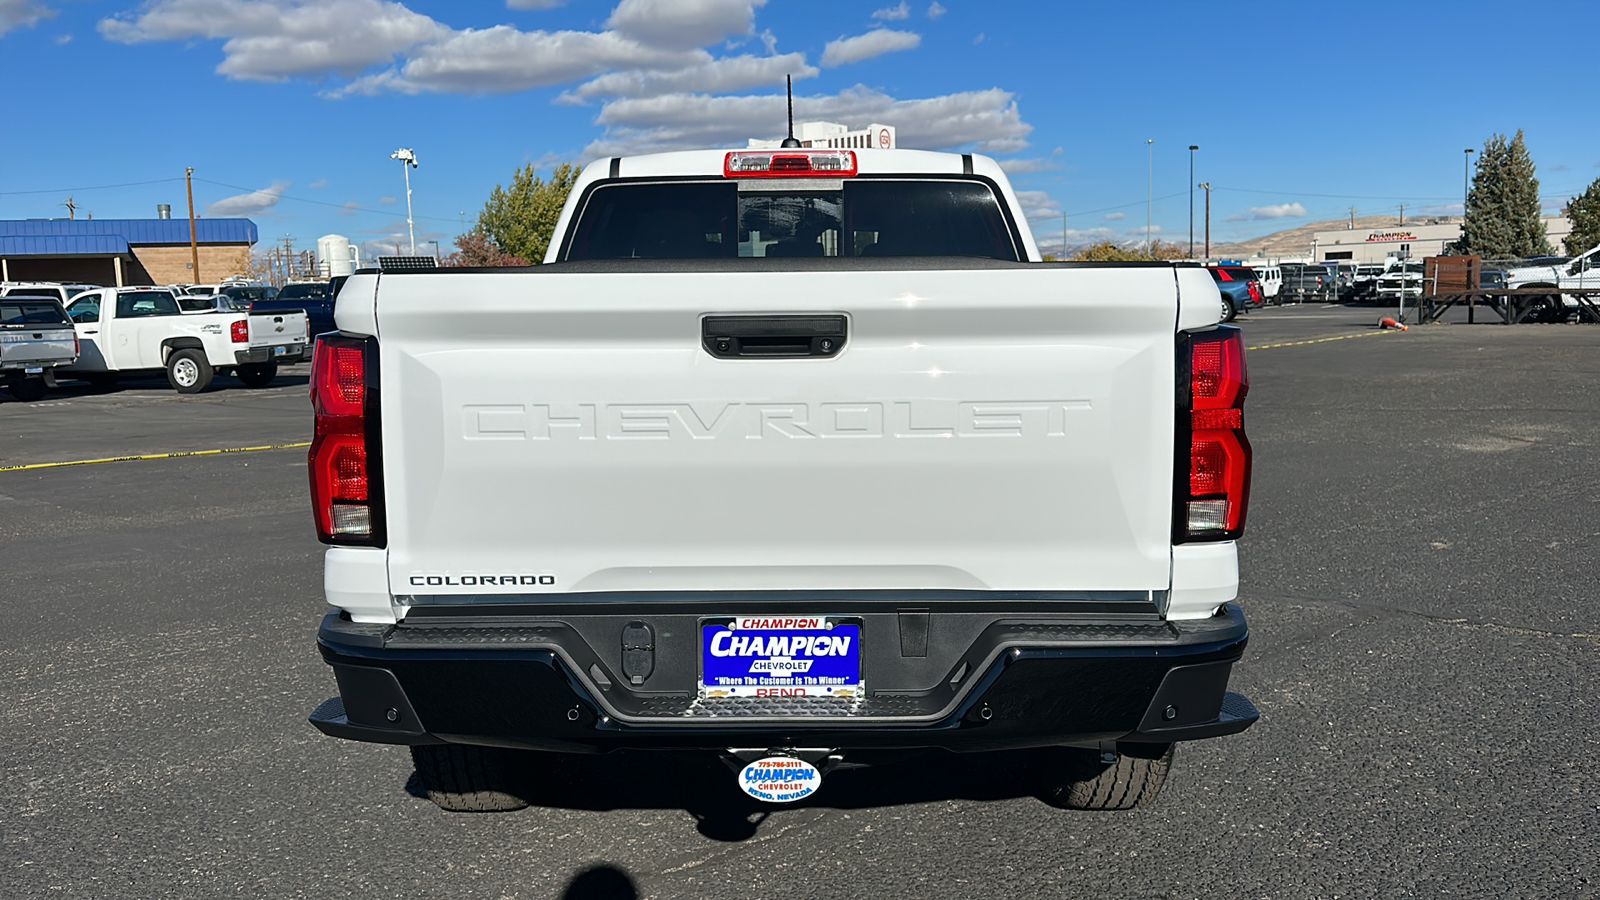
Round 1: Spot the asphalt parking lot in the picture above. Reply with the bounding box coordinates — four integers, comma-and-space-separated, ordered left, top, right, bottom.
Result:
3, 306, 1597, 899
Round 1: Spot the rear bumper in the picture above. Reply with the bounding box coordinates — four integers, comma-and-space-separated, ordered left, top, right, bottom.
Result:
309, 603, 1257, 752
235, 343, 307, 365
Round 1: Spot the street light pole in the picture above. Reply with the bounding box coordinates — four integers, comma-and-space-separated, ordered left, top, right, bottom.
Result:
1146, 139, 1154, 252
391, 148, 419, 256
1188, 145, 1199, 259
1463, 148, 1474, 221
1198, 182, 1212, 260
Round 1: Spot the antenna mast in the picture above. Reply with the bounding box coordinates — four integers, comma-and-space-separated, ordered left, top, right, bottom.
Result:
781, 75, 801, 148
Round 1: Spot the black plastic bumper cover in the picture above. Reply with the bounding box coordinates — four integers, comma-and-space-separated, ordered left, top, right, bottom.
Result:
309, 605, 1258, 753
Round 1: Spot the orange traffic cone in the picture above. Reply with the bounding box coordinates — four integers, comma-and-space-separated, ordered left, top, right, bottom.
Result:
1378, 317, 1408, 331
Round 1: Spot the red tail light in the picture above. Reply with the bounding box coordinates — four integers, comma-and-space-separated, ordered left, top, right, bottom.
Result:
231, 320, 249, 343
309, 334, 384, 546
1176, 327, 1250, 541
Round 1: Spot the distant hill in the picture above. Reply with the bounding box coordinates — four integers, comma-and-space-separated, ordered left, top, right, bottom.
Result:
1208, 215, 1460, 260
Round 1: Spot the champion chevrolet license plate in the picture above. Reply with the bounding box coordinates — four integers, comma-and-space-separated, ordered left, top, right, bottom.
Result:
700, 616, 862, 699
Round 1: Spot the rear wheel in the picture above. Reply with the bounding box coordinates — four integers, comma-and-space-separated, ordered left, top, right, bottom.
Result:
1037, 743, 1174, 810
1220, 296, 1237, 322
236, 362, 278, 389
165, 349, 214, 394
7, 377, 47, 402
410, 744, 532, 812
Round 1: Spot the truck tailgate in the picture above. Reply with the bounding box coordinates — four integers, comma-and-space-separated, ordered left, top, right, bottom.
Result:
0, 325, 76, 366
248, 310, 308, 346
375, 266, 1180, 596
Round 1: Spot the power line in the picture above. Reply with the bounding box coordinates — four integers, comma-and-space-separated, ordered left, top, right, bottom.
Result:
193, 178, 466, 226
0, 177, 186, 197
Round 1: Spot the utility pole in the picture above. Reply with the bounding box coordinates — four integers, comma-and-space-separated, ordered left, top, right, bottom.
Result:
1198, 183, 1211, 260
185, 168, 201, 283
1188, 145, 1199, 259
1146, 139, 1154, 253
1463, 148, 1474, 221
1349, 206, 1356, 229
1399, 203, 1405, 225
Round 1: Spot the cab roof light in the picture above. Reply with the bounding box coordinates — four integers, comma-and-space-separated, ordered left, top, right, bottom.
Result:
724, 150, 858, 178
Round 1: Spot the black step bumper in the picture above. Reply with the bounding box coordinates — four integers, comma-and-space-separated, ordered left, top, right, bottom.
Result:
309, 603, 1257, 753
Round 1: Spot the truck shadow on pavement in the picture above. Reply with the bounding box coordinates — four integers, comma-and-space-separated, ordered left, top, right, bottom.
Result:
405, 747, 1049, 842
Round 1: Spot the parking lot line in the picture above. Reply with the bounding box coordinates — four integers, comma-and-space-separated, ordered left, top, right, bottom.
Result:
0, 442, 311, 473
1250, 330, 1400, 351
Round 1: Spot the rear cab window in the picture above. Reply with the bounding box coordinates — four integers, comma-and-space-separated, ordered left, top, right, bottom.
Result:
563, 179, 1020, 261
1, 299, 69, 325
116, 291, 182, 318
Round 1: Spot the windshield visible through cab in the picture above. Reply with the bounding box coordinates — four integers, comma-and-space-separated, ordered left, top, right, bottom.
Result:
564, 180, 1018, 261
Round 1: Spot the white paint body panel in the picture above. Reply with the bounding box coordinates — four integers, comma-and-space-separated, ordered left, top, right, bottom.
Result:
374, 266, 1193, 598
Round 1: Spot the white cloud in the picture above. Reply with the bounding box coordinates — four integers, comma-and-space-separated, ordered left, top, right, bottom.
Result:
308, 179, 328, 188
821, 29, 919, 67
334, 25, 702, 96
583, 84, 1029, 159
55, 32, 71, 44
99, 0, 449, 82
927, 2, 946, 18
207, 181, 288, 217
997, 157, 1056, 174
559, 52, 814, 103
1104, 212, 1125, 221
972, 32, 984, 44
1224, 202, 1307, 222
604, 0, 763, 51
336, 201, 360, 217
507, 0, 563, 8
1015, 190, 1061, 220
1, 0, 54, 37
379, 196, 397, 205
872, 1, 910, 21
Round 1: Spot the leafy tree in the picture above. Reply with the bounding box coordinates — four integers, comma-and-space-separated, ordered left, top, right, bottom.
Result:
1562, 178, 1600, 256
1457, 130, 1551, 259
443, 228, 528, 267
478, 162, 580, 264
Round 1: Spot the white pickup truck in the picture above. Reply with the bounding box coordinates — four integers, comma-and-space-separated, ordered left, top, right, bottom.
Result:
306, 148, 1258, 812
62, 286, 309, 392
1502, 244, 1600, 322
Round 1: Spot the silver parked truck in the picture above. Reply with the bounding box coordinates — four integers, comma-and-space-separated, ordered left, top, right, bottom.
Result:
0, 294, 77, 401
307, 148, 1259, 810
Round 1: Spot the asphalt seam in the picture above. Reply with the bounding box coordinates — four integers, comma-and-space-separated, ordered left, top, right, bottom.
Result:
0, 442, 311, 473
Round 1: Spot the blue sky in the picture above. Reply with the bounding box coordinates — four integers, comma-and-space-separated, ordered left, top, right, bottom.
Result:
2, 0, 1596, 259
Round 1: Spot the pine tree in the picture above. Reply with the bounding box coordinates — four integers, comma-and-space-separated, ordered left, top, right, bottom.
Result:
477, 162, 580, 264
1458, 130, 1551, 259
1563, 178, 1600, 256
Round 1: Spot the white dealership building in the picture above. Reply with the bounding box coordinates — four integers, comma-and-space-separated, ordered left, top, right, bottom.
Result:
1313, 216, 1573, 264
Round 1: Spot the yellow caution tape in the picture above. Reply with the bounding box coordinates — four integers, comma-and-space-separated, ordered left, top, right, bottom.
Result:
0, 442, 311, 473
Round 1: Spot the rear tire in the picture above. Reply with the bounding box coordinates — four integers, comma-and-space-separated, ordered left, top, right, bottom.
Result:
8, 377, 47, 402
166, 349, 213, 394
236, 362, 278, 389
1038, 743, 1174, 810
1221, 296, 1237, 323
410, 744, 531, 812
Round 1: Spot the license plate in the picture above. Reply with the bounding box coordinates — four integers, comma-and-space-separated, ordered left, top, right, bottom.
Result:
24, 367, 43, 374
701, 616, 862, 699
273, 345, 286, 357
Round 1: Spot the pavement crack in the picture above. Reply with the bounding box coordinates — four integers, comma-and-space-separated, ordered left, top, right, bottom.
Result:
1272, 593, 1599, 644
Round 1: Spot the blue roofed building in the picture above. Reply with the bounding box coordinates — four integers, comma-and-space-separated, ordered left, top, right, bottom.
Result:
0, 215, 258, 287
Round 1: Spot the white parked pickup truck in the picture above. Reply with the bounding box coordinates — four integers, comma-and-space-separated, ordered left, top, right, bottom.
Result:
1502, 244, 1600, 322
62, 286, 308, 392
306, 148, 1258, 812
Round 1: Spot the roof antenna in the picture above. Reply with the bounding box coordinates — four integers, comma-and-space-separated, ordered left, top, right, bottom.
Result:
781, 75, 801, 148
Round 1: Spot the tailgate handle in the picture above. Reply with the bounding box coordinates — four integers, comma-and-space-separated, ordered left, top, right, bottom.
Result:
702, 315, 846, 359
